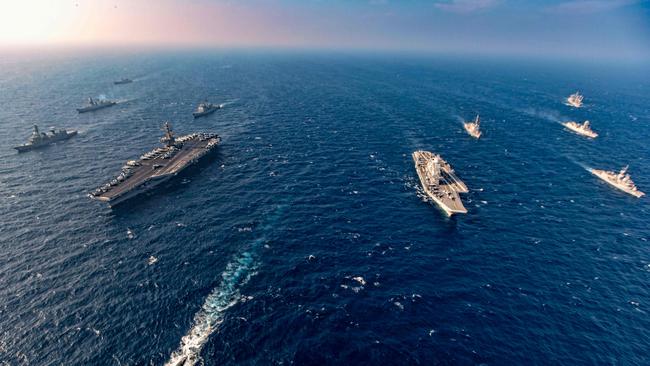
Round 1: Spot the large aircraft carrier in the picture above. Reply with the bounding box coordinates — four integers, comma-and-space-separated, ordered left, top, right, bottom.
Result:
412, 150, 468, 216
89, 122, 220, 207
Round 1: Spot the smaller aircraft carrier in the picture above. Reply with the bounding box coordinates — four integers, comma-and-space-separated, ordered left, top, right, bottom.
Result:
412, 150, 468, 216
89, 122, 220, 207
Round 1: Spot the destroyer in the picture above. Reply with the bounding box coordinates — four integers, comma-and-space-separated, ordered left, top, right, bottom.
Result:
192, 101, 221, 118
463, 115, 482, 139
563, 120, 598, 138
566, 91, 584, 108
114, 78, 133, 85
14, 125, 78, 153
412, 150, 469, 216
89, 122, 220, 207
77, 97, 117, 113
589, 165, 645, 198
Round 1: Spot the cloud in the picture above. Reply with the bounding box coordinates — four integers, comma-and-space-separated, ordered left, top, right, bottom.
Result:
434, 0, 499, 13
547, 0, 638, 14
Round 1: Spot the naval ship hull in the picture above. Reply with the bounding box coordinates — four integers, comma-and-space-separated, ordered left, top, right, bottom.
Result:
14, 131, 78, 153
566, 99, 582, 108
77, 102, 117, 113
463, 123, 482, 139
563, 123, 597, 138
114, 79, 132, 85
589, 169, 645, 198
193, 106, 220, 118
95, 174, 174, 207
90, 134, 220, 207
412, 151, 468, 216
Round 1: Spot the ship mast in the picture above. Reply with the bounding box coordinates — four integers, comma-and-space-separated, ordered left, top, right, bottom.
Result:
161, 122, 175, 147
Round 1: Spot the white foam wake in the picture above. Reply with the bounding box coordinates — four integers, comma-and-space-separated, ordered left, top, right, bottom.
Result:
165, 204, 287, 366
165, 251, 257, 366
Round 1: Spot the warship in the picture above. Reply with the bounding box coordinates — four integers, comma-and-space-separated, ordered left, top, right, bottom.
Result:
77, 97, 117, 113
566, 91, 584, 108
89, 122, 220, 207
14, 125, 78, 153
114, 78, 133, 85
463, 115, 482, 139
192, 101, 221, 118
563, 120, 598, 138
412, 150, 469, 216
589, 165, 645, 198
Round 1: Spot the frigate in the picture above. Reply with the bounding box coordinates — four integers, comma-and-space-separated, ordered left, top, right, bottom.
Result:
14, 125, 78, 153
589, 165, 644, 198
192, 101, 221, 118
463, 115, 482, 139
77, 97, 117, 113
567, 91, 584, 108
563, 120, 598, 138
114, 78, 133, 85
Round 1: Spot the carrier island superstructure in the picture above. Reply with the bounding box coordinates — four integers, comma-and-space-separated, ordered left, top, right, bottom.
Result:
89, 122, 220, 207
412, 150, 469, 216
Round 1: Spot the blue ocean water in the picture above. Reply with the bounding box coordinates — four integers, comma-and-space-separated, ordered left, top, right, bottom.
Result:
0, 51, 649, 365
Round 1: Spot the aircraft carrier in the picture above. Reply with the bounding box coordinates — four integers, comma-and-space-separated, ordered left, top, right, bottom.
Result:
89, 122, 220, 207
412, 150, 468, 216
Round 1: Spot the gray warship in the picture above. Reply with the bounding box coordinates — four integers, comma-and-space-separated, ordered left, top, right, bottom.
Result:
114, 78, 133, 85
412, 150, 469, 216
192, 101, 221, 118
77, 97, 117, 113
14, 125, 78, 153
89, 122, 220, 207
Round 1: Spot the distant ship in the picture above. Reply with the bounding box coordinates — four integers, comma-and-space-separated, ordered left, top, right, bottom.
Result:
89, 122, 220, 207
412, 150, 469, 216
566, 91, 584, 108
563, 120, 598, 138
192, 101, 221, 118
114, 78, 133, 85
589, 165, 644, 198
463, 115, 482, 139
77, 97, 117, 113
14, 125, 78, 153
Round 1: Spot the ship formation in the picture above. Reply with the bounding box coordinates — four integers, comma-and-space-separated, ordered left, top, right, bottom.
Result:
562, 120, 598, 138
89, 122, 220, 207
14, 125, 78, 153
192, 100, 222, 118
566, 91, 584, 108
463, 115, 482, 139
77, 97, 116, 113
589, 166, 645, 198
412, 151, 469, 216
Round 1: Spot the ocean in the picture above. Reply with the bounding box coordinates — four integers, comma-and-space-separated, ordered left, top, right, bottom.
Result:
0, 50, 648, 365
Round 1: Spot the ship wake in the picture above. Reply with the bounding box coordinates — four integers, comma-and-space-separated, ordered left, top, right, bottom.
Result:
165, 204, 287, 366
165, 250, 258, 366
564, 155, 592, 172
520, 107, 567, 125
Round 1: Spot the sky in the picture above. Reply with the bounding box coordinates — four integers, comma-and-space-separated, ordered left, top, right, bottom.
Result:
0, 0, 648, 60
